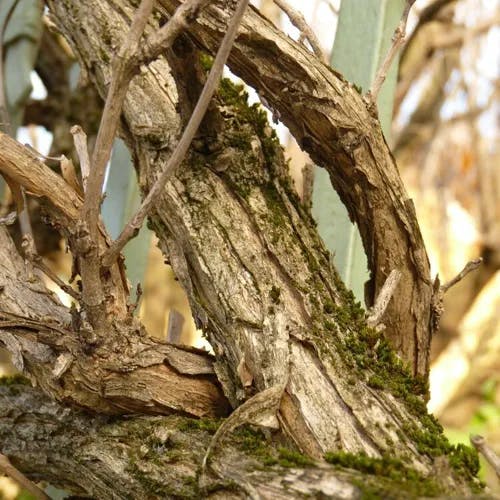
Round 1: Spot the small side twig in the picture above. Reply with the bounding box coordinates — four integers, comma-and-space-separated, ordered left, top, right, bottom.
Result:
21, 234, 81, 302
470, 435, 500, 479
141, 0, 211, 65
102, 0, 250, 267
0, 453, 49, 500
272, 0, 326, 62
440, 258, 482, 294
367, 269, 401, 327
367, 0, 415, 102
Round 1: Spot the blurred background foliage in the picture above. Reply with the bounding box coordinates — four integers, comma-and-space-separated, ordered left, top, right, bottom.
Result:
0, 0, 498, 497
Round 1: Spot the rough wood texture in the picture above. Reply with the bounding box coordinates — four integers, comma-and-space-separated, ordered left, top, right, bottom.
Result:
0, 383, 412, 499
0, 1, 481, 497
156, 0, 434, 377
0, 225, 228, 416
41, 0, 472, 482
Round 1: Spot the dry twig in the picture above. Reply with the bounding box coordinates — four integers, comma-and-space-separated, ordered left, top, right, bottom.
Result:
0, 453, 49, 500
22, 234, 81, 301
470, 435, 500, 479
75, 0, 155, 332
273, 0, 326, 62
103, 0, 250, 267
141, 0, 210, 65
368, 0, 416, 102
70, 125, 91, 192
82, 0, 155, 238
440, 258, 482, 293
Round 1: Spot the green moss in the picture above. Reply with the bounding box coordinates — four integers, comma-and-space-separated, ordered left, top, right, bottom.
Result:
275, 447, 314, 467
233, 426, 314, 469
325, 451, 442, 498
367, 375, 385, 390
0, 374, 30, 386
199, 52, 214, 71
178, 417, 221, 435
324, 319, 335, 331
269, 285, 281, 304
323, 299, 335, 314
217, 79, 279, 165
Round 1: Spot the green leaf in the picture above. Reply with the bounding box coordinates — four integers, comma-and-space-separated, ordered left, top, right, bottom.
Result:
101, 139, 151, 300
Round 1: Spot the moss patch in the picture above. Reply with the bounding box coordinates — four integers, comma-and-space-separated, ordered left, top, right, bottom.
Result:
234, 426, 314, 468
0, 374, 30, 386
325, 451, 442, 498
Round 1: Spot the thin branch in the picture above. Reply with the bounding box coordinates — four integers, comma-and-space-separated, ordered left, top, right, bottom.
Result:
82, 0, 155, 241
368, 0, 416, 102
21, 234, 81, 301
141, 0, 211, 66
82, 0, 154, 242
367, 269, 402, 327
272, 0, 326, 62
470, 435, 500, 479
76, 0, 155, 332
0, 453, 49, 500
440, 258, 482, 293
102, 0, 250, 267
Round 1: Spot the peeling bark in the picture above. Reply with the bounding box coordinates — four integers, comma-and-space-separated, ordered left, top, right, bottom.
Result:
155, 0, 434, 377
0, 1, 483, 497
0, 225, 228, 417
0, 384, 476, 499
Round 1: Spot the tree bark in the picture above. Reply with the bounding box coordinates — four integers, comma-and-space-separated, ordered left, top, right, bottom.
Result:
0, 383, 479, 499
0, 1, 482, 497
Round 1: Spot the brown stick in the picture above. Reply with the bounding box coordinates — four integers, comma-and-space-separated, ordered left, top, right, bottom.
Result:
272, 0, 326, 62
470, 435, 500, 479
102, 0, 251, 267
70, 125, 91, 192
368, 0, 416, 102
141, 0, 211, 65
0, 453, 49, 500
82, 0, 155, 239
22, 234, 81, 301
440, 258, 482, 293
77, 0, 155, 332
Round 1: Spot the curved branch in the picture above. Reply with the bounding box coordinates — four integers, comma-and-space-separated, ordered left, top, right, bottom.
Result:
156, 0, 433, 375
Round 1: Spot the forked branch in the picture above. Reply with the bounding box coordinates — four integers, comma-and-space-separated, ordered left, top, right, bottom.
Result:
102, 0, 250, 267
82, 0, 155, 240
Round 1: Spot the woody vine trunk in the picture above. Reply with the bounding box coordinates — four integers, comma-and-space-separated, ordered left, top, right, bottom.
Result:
0, 0, 482, 497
